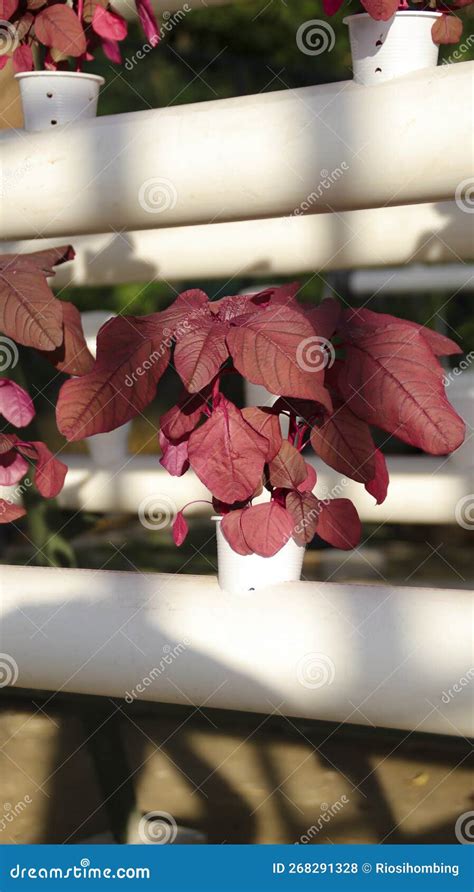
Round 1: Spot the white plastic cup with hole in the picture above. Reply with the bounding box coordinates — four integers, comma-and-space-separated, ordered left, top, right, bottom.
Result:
446, 370, 474, 469
213, 516, 305, 595
15, 72, 105, 132
344, 12, 441, 86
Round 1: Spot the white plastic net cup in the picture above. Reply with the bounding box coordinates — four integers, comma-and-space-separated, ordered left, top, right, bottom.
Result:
213, 516, 305, 595
15, 72, 105, 132
344, 12, 441, 86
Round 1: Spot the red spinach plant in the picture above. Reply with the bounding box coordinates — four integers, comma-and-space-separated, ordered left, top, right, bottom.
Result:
0, 245, 93, 522
0, 0, 159, 73
325, 0, 474, 45
55, 283, 465, 556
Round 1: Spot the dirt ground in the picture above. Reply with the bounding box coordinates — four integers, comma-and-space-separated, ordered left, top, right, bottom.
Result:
0, 690, 472, 845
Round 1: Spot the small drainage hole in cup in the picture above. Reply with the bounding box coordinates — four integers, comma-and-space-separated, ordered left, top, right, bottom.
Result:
47, 92, 53, 98
375, 39, 383, 46
51, 119, 58, 125
375, 67, 382, 73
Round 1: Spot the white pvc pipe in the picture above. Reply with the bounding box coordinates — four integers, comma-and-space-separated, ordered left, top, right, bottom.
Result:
115, 0, 248, 17
1, 63, 472, 240
1, 564, 471, 736
351, 264, 474, 295
35, 455, 470, 524
3, 202, 472, 285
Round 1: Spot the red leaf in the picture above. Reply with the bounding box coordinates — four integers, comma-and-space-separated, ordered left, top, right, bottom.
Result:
241, 406, 282, 461
56, 314, 169, 440
311, 402, 376, 483
317, 499, 361, 550
286, 491, 320, 546
92, 5, 127, 40
18, 441, 67, 497
340, 307, 462, 357
172, 511, 189, 546
227, 304, 332, 408
365, 448, 389, 505
239, 502, 294, 557
297, 462, 317, 493
220, 510, 253, 555
158, 431, 189, 476
305, 298, 341, 340
323, 0, 344, 11
432, 14, 463, 44
38, 301, 94, 376
161, 391, 206, 440
188, 397, 268, 503
0, 0, 18, 16
0, 56, 9, 71
35, 5, 86, 56
339, 324, 465, 454
0, 379, 34, 427
101, 37, 121, 63
0, 499, 26, 523
135, 0, 160, 44
160, 289, 211, 338
174, 319, 229, 393
12, 45, 34, 73
0, 449, 29, 486
268, 440, 307, 489
361, 0, 399, 19
0, 248, 73, 350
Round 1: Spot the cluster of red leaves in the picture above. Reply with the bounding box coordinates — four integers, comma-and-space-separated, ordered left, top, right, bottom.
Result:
55, 283, 465, 556
0, 246, 93, 522
0, 0, 159, 73
323, 0, 472, 46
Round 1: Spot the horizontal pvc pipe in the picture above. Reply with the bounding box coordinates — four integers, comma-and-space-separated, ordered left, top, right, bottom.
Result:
3, 202, 472, 284
1, 62, 472, 240
351, 264, 474, 295
115, 0, 250, 16
1, 564, 471, 736
36, 455, 469, 524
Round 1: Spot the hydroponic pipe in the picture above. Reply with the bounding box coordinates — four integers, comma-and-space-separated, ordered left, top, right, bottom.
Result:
1, 62, 472, 240
351, 264, 474, 295
3, 202, 472, 285
115, 0, 250, 15
1, 564, 471, 737
46, 455, 473, 524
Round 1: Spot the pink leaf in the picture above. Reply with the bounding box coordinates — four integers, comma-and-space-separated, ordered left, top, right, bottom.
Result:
92, 5, 127, 40
12, 45, 34, 73
310, 402, 376, 483
158, 431, 189, 476
323, 0, 344, 12
0, 56, 9, 71
0, 247, 73, 350
305, 298, 341, 340
38, 301, 94, 376
286, 491, 321, 546
339, 324, 465, 454
227, 304, 332, 409
135, 0, 160, 44
174, 319, 229, 393
0, 499, 26, 523
0, 449, 29, 486
0, 0, 18, 16
172, 511, 189, 546
101, 38, 122, 63
432, 14, 463, 44
241, 406, 282, 461
239, 502, 294, 557
297, 462, 317, 493
361, 0, 399, 19
220, 510, 253, 555
365, 448, 389, 505
56, 314, 169, 440
35, 5, 87, 56
160, 289, 211, 338
340, 307, 462, 357
268, 440, 307, 489
0, 380, 34, 427
18, 441, 67, 498
188, 397, 268, 503
317, 499, 361, 550
160, 391, 206, 441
